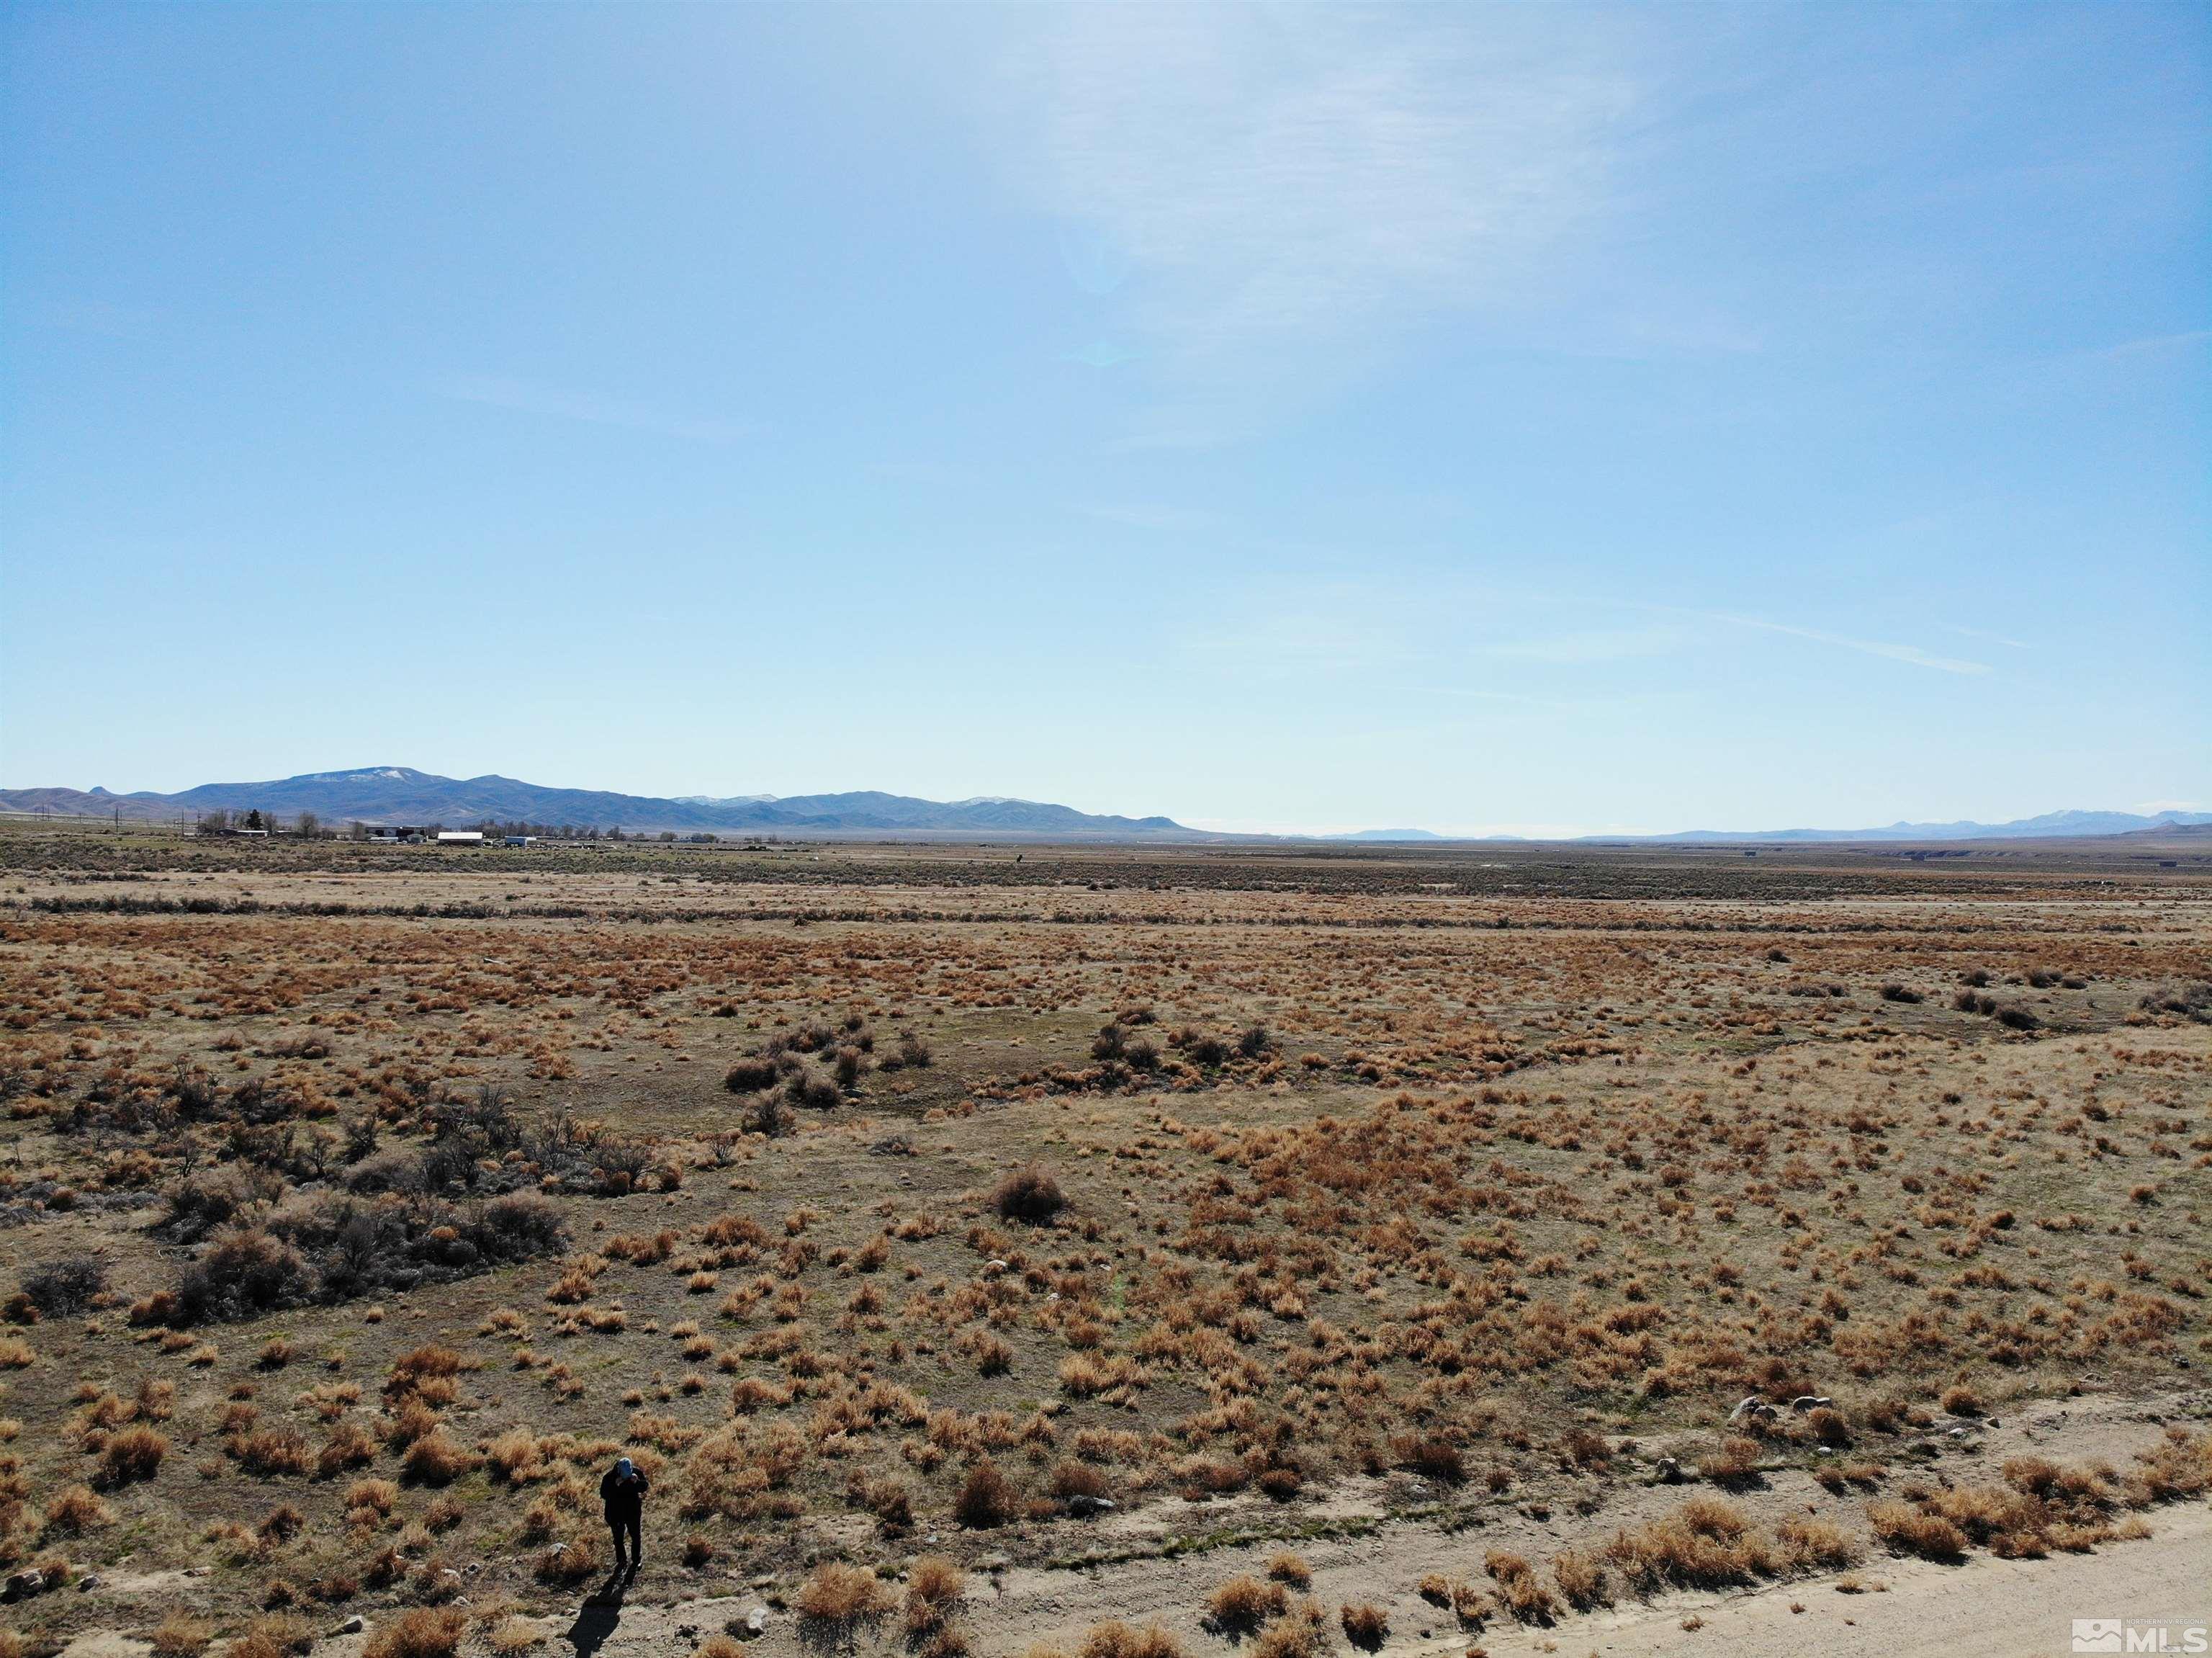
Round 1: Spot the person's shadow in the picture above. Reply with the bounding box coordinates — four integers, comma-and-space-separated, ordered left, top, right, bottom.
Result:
565, 1572, 631, 1658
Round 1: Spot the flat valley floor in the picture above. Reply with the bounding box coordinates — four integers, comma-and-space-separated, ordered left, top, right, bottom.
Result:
0, 827, 2206, 1658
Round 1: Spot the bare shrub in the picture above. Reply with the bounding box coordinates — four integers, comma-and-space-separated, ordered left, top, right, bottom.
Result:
991, 1166, 1066, 1224
955, 1459, 1020, 1528
20, 1255, 106, 1317
722, 1058, 778, 1094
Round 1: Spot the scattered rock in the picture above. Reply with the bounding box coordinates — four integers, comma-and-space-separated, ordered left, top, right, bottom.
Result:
336, 1616, 364, 1635
1655, 1456, 1685, 1483
1064, 1495, 1116, 1517
974, 1553, 1012, 1574
77, 1574, 102, 1592
740, 1606, 770, 1637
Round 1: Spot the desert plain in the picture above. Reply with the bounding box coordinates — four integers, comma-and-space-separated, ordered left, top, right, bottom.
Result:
0, 824, 2206, 1658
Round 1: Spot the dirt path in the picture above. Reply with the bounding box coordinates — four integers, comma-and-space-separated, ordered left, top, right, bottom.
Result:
491, 1497, 2209, 1658
473, 1390, 2209, 1658
78, 1392, 2200, 1658
1471, 1502, 2212, 1658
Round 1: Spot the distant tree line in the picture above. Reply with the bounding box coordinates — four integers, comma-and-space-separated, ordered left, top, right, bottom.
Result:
195, 811, 762, 845
197, 809, 331, 838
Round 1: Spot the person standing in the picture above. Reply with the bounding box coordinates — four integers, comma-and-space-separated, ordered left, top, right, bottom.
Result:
600, 1456, 649, 1576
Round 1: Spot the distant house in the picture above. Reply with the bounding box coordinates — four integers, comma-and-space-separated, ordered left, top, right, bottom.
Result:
503, 835, 536, 847
436, 830, 485, 844
368, 826, 429, 844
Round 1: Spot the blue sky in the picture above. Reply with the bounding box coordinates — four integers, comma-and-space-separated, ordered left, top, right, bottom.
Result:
4, 4, 2205, 835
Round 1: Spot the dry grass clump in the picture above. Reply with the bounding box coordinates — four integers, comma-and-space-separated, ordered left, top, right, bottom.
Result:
1773, 1516, 1858, 1572
1867, 1498, 1969, 1561
1938, 1384, 1985, 1417
150, 1614, 213, 1658
400, 1429, 476, 1485
317, 1421, 378, 1477
795, 1561, 891, 1637
1246, 1601, 1328, 1658
40, 1482, 113, 1536
97, 1423, 169, 1487
1264, 1552, 1311, 1588
904, 1555, 967, 1647
1077, 1622, 1186, 1658
1599, 1495, 1835, 1595
1339, 1602, 1388, 1649
955, 1459, 1020, 1528
1550, 1546, 1608, 1610
1390, 1430, 1465, 1483
229, 1426, 313, 1478
487, 1618, 546, 1655
533, 1536, 601, 1585
1483, 1551, 1557, 1623
1869, 1447, 2175, 1561
362, 1608, 467, 1658
2128, 1428, 2212, 1505
1205, 1573, 1288, 1634
1696, 1435, 1763, 1485
229, 1615, 313, 1658
992, 1165, 1067, 1224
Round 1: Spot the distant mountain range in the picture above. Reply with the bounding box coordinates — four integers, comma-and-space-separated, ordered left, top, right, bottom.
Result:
1616, 809, 2212, 843
0, 767, 1205, 839
1, 768, 2204, 844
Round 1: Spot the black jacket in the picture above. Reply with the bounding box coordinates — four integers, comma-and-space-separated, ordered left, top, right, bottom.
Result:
600, 1466, 649, 1522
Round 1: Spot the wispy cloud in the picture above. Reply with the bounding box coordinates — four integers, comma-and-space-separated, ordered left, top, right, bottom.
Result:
1177, 603, 1416, 673
433, 375, 752, 443
1475, 627, 1685, 665
1942, 622, 2031, 650
1688, 609, 1990, 675
1007, 10, 1632, 443
2090, 328, 2211, 359
1076, 502, 1226, 534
